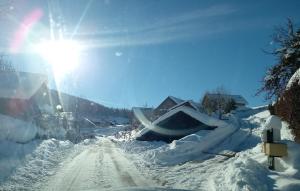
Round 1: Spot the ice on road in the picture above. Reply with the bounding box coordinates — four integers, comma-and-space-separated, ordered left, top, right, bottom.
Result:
42, 138, 153, 191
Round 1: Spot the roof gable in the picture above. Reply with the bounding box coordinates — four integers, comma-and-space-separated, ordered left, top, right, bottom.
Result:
155, 96, 185, 112
0, 71, 47, 99
153, 105, 227, 127
168, 96, 184, 104
169, 100, 201, 112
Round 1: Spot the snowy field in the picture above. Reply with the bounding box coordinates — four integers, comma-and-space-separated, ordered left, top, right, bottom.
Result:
1, 109, 300, 191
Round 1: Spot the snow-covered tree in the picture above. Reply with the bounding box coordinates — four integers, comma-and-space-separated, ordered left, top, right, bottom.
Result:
257, 18, 300, 100
201, 86, 235, 119
0, 55, 15, 72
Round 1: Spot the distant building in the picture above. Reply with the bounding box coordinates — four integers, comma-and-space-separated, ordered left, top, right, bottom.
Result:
0, 71, 48, 121
202, 93, 248, 108
154, 96, 184, 116
133, 96, 226, 142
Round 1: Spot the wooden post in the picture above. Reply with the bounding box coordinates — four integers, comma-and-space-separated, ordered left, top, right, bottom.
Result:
268, 156, 275, 170
266, 129, 275, 170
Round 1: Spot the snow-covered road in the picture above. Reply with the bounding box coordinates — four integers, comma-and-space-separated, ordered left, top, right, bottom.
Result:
42, 138, 153, 191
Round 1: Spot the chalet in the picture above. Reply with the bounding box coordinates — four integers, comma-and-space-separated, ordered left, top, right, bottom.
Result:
133, 96, 226, 143
0, 71, 48, 121
202, 93, 248, 108
154, 96, 184, 116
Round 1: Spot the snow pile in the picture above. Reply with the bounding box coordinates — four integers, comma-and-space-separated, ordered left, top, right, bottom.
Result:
210, 157, 271, 191
286, 68, 300, 89
283, 141, 300, 174
261, 115, 282, 142
146, 124, 237, 165
232, 105, 268, 118
0, 139, 89, 191
120, 139, 166, 154
0, 114, 37, 143
122, 122, 238, 166
203, 110, 300, 190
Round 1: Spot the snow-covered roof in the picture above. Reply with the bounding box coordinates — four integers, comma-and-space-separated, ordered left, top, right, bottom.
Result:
168, 96, 184, 104
136, 105, 227, 138
286, 68, 300, 89
0, 71, 47, 99
168, 100, 202, 112
153, 105, 227, 127
205, 94, 248, 105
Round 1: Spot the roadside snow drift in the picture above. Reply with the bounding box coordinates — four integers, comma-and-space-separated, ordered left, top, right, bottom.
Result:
0, 139, 83, 190
210, 157, 271, 191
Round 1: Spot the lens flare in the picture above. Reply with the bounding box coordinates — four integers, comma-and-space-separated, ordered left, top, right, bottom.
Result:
35, 39, 81, 81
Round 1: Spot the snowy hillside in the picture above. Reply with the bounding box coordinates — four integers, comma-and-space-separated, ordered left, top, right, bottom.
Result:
32, 87, 132, 124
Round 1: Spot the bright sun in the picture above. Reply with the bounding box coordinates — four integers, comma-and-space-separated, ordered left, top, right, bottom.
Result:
36, 39, 81, 80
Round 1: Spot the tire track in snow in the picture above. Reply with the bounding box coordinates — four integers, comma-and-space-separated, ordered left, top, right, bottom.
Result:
42, 138, 153, 191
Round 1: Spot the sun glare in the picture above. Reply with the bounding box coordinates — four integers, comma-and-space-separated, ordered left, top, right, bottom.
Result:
36, 39, 81, 80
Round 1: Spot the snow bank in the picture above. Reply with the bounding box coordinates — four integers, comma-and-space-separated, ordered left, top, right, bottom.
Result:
232, 106, 268, 118
0, 114, 37, 143
210, 157, 271, 191
246, 110, 270, 126
0, 139, 86, 190
120, 121, 238, 166
142, 123, 237, 165
0, 139, 73, 183
120, 139, 166, 154
283, 141, 300, 170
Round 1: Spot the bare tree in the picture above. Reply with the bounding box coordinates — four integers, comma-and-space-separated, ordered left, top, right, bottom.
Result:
0, 54, 15, 72
202, 86, 235, 119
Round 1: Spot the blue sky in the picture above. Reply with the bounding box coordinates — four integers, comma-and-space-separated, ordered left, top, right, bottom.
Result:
2, 0, 300, 108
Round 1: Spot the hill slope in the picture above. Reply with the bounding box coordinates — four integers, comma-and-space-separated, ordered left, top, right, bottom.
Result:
32, 84, 132, 123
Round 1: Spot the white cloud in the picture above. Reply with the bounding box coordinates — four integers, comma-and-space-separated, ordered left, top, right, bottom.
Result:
72, 4, 239, 48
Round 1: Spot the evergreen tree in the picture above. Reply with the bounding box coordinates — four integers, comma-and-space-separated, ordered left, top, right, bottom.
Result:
257, 19, 300, 100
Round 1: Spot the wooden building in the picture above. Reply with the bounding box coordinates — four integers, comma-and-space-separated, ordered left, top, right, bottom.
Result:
0, 71, 47, 121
